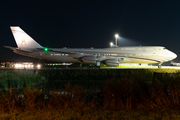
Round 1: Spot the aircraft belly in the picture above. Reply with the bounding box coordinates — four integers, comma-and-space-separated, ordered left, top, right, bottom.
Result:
125, 58, 157, 63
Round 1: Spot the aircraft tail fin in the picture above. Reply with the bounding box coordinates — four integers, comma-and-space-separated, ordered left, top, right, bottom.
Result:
10, 26, 43, 49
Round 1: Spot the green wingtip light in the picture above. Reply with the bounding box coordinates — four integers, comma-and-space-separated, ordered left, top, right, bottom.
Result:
44, 48, 48, 51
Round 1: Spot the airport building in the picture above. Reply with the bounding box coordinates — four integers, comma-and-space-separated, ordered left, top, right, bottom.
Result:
0, 62, 41, 69
0, 62, 73, 69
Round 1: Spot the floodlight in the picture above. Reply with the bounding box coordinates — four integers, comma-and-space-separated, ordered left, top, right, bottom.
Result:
115, 34, 119, 38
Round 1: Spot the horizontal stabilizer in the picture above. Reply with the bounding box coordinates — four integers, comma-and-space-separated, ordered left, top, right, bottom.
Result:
4, 46, 34, 53
4, 46, 16, 50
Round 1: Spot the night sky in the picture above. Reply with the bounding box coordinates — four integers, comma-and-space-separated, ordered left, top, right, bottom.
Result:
1, 0, 180, 63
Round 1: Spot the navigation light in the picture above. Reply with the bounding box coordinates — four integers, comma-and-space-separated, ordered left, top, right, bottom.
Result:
44, 48, 48, 51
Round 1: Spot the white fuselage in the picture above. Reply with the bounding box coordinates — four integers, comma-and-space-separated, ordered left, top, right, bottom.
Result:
14, 46, 177, 64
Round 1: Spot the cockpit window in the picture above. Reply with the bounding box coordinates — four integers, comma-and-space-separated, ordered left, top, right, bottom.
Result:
163, 48, 166, 50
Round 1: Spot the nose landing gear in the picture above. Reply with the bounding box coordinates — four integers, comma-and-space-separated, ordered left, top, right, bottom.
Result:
158, 62, 163, 68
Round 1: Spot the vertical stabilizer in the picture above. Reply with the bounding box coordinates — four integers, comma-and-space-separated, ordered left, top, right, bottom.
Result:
10, 26, 43, 49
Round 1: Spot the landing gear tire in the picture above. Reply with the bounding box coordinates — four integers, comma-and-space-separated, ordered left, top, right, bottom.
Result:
88, 64, 100, 69
158, 65, 162, 68
88, 64, 94, 68
94, 66, 100, 69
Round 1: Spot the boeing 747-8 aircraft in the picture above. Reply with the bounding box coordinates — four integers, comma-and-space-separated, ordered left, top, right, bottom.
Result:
5, 26, 177, 68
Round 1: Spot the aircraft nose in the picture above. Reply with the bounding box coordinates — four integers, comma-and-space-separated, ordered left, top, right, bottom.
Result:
172, 52, 177, 59
170, 52, 177, 59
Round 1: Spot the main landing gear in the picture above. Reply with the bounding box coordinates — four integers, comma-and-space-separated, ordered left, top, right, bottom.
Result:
87, 61, 101, 69
158, 62, 163, 68
87, 64, 100, 69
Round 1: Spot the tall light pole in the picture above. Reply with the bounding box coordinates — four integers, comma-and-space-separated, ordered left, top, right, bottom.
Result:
115, 34, 119, 47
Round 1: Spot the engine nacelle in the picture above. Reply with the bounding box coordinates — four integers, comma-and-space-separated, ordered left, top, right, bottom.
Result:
81, 56, 97, 64
105, 59, 119, 67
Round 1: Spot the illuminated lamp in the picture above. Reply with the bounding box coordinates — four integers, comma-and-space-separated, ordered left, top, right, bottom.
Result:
115, 34, 119, 47
37, 64, 41, 68
110, 42, 113, 47
44, 48, 48, 51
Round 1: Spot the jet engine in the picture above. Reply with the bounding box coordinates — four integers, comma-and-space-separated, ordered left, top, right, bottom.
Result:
105, 59, 119, 67
80, 56, 97, 64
